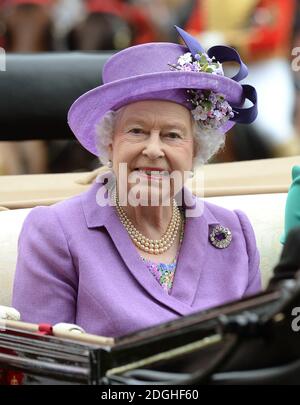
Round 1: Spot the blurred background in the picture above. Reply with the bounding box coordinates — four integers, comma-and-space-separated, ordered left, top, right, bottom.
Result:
0, 0, 299, 175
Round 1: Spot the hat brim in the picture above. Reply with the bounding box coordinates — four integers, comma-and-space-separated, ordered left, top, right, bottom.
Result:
68, 71, 244, 156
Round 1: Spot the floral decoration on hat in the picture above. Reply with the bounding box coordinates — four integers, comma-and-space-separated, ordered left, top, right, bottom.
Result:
169, 50, 235, 130
168, 26, 258, 131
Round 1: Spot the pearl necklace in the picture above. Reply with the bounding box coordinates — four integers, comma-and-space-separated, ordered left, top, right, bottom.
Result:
112, 188, 184, 254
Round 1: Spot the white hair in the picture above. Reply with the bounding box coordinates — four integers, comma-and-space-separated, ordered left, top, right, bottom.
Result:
95, 110, 226, 167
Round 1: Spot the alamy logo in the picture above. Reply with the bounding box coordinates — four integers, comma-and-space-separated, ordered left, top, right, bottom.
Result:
291, 307, 300, 331
95, 163, 205, 218
292, 47, 300, 72
0, 48, 6, 71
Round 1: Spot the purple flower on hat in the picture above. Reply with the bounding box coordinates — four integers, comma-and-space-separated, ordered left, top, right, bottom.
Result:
170, 51, 223, 76
181, 62, 194, 72
188, 89, 234, 130
173, 25, 258, 127
169, 49, 233, 130
192, 105, 208, 121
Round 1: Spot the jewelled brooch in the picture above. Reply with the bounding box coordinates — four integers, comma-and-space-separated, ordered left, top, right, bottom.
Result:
209, 225, 232, 249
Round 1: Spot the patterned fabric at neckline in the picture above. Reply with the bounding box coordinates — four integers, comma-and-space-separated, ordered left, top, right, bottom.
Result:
141, 252, 179, 294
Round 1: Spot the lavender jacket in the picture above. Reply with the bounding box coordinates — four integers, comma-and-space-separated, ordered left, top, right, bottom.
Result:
13, 182, 261, 338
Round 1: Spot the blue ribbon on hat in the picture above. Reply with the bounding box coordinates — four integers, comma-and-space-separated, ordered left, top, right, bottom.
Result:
175, 25, 258, 125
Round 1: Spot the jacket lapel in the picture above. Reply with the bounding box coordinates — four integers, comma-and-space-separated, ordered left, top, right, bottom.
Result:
171, 187, 219, 307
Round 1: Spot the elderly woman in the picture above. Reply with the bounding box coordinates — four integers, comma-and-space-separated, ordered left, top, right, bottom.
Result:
13, 27, 261, 338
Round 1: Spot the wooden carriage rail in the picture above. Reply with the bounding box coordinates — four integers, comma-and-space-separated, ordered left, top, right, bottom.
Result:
0, 156, 299, 209
1, 319, 114, 347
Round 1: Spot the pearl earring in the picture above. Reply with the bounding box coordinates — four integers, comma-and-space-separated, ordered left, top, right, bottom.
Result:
107, 160, 113, 168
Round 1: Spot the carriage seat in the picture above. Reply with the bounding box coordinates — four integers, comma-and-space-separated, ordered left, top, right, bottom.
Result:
0, 192, 287, 307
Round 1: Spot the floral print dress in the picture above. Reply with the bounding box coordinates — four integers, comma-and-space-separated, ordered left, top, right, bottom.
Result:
141, 252, 179, 294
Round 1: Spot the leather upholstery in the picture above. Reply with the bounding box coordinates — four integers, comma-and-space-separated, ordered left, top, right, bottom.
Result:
0, 52, 113, 141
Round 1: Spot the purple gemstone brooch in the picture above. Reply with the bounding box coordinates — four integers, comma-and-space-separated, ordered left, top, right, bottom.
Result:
209, 225, 232, 249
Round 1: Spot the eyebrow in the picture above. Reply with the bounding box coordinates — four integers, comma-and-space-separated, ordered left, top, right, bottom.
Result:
163, 123, 189, 132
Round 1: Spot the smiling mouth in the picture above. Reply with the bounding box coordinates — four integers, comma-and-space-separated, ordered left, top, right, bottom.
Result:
133, 168, 170, 177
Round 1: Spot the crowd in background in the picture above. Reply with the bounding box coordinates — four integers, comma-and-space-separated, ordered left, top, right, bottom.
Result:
0, 0, 300, 174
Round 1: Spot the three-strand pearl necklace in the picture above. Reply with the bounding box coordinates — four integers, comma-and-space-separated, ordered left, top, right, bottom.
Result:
112, 189, 184, 254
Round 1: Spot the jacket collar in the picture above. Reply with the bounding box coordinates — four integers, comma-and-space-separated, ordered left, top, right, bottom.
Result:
80, 176, 219, 229
80, 174, 116, 228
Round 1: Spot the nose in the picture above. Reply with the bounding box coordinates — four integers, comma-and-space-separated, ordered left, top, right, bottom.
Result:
142, 132, 165, 160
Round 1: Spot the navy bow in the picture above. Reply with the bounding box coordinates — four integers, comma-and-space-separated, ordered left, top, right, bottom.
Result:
175, 26, 257, 125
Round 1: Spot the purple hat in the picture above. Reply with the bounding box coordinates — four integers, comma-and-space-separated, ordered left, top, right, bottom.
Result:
68, 26, 257, 156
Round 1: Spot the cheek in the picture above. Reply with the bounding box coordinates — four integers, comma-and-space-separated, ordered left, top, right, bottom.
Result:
112, 137, 142, 163
183, 138, 195, 163
168, 141, 194, 168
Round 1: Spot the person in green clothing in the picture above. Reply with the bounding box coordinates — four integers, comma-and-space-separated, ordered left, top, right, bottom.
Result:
281, 165, 300, 244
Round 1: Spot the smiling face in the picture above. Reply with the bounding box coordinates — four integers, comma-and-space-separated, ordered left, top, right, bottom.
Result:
108, 100, 195, 205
